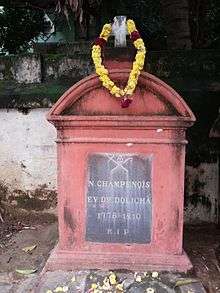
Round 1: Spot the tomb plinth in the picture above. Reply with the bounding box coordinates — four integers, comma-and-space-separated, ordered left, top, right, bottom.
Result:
46, 51, 195, 272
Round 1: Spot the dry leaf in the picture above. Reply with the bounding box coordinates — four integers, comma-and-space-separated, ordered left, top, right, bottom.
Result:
22, 244, 37, 253
16, 269, 37, 275
116, 283, 124, 291
174, 279, 199, 288
101, 277, 111, 290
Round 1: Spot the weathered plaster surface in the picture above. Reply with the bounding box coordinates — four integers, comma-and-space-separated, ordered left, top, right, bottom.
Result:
0, 108, 56, 191
0, 107, 218, 222
44, 55, 92, 82
11, 55, 41, 84
185, 162, 219, 223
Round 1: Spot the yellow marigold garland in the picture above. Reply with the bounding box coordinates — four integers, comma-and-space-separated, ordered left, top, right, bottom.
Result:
91, 19, 146, 108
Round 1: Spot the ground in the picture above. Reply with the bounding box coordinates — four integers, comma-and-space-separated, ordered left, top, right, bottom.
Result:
0, 213, 219, 292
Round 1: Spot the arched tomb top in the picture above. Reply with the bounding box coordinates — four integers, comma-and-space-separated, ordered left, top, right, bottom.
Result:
47, 70, 195, 126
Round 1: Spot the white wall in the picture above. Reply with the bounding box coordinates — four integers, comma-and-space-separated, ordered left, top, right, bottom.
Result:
0, 108, 218, 223
0, 108, 57, 191
185, 163, 219, 223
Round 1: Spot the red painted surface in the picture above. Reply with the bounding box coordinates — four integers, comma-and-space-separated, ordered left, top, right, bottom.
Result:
46, 65, 195, 272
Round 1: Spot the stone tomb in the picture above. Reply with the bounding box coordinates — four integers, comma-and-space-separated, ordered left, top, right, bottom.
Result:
46, 67, 195, 272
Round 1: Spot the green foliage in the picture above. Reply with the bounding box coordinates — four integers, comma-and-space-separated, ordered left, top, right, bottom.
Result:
207, 0, 220, 48
100, 0, 165, 49
99, 0, 220, 49
0, 5, 44, 54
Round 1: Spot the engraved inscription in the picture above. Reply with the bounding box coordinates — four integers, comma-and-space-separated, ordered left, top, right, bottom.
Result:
86, 153, 152, 243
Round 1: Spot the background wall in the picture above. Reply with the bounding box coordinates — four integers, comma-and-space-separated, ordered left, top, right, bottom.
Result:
0, 48, 219, 222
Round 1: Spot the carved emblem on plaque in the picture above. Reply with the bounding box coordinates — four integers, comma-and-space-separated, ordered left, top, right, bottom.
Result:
86, 153, 152, 244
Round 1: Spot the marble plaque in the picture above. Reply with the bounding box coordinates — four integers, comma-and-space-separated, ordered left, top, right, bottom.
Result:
86, 153, 152, 244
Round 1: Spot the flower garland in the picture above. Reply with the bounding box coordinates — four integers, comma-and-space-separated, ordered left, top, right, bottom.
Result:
92, 19, 146, 108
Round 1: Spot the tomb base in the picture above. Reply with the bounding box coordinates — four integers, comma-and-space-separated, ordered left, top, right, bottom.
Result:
43, 245, 192, 273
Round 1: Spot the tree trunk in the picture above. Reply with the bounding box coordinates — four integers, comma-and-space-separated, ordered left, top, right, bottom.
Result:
188, 0, 210, 48
161, 0, 192, 49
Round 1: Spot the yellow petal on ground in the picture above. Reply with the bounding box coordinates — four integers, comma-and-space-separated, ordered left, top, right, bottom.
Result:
109, 272, 117, 285
135, 275, 142, 282
71, 275, 76, 282
101, 277, 111, 290
46, 290, 53, 293
116, 283, 124, 291
54, 286, 64, 292
174, 279, 199, 288
91, 283, 98, 289
151, 272, 159, 278
22, 244, 37, 253
62, 286, 68, 292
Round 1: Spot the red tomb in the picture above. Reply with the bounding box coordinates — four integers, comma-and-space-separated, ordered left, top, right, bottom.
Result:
46, 57, 195, 272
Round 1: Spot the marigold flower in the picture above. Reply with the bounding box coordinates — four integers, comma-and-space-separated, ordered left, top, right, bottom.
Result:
96, 66, 108, 75
100, 23, 112, 39
130, 30, 141, 42
134, 38, 145, 50
127, 19, 136, 34
91, 19, 146, 103
94, 37, 107, 47
121, 98, 133, 108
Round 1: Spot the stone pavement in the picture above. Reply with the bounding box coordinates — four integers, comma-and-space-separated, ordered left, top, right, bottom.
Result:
0, 270, 207, 292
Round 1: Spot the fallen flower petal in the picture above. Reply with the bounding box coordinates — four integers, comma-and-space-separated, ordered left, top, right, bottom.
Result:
109, 272, 117, 285
146, 288, 155, 293
54, 286, 64, 292
135, 275, 142, 282
151, 272, 159, 278
116, 283, 124, 291
91, 283, 98, 289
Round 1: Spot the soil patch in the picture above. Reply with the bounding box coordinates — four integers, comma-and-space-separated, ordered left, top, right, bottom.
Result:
0, 216, 219, 292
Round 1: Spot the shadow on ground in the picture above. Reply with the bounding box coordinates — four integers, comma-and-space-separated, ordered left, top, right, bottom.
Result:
0, 214, 219, 292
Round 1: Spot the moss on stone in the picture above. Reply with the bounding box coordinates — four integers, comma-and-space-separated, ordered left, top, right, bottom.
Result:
44, 54, 66, 62
0, 80, 71, 108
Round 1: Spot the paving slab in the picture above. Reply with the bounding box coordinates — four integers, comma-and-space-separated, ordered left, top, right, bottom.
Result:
175, 281, 207, 293
33, 270, 207, 293
2, 270, 207, 293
